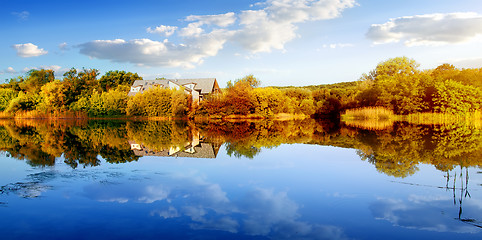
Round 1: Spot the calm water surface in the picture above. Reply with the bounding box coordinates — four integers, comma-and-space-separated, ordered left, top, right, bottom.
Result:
0, 120, 481, 239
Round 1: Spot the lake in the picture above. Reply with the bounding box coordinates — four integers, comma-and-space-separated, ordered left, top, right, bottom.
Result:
0, 119, 481, 239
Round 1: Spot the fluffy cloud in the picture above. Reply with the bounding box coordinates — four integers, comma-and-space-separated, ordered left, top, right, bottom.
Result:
367, 12, 482, 46
79, 0, 356, 68
6, 67, 16, 73
179, 12, 236, 37
234, 0, 356, 53
79, 32, 231, 68
147, 25, 178, 37
234, 10, 298, 53
185, 12, 236, 27
322, 43, 354, 49
12, 43, 48, 57
1, 67, 18, 74
265, 0, 357, 22
59, 42, 69, 51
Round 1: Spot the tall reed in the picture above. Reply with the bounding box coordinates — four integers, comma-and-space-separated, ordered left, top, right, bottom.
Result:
342, 107, 396, 120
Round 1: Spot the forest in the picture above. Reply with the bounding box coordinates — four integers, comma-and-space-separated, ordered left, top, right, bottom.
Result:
1, 56, 482, 119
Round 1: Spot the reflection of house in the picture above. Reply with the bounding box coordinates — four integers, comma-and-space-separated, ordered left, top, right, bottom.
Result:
129, 142, 220, 159
128, 134, 220, 159
128, 78, 221, 102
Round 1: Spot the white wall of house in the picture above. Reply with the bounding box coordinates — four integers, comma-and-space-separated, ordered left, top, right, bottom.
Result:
184, 83, 195, 90
168, 81, 182, 90
130, 86, 141, 93
191, 90, 200, 103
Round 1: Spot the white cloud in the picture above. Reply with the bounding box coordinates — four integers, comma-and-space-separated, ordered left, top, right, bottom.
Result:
266, 0, 357, 22
0, 67, 17, 75
78, 0, 356, 67
6, 67, 17, 74
234, 9, 298, 53
234, 0, 356, 53
322, 43, 354, 49
59, 42, 69, 51
179, 12, 236, 37
12, 11, 29, 21
185, 12, 236, 27
12, 43, 48, 57
179, 22, 205, 37
151, 206, 180, 219
147, 25, 178, 37
367, 12, 482, 46
79, 31, 232, 68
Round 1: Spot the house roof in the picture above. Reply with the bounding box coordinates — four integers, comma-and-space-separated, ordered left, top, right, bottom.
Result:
175, 78, 217, 94
129, 78, 217, 95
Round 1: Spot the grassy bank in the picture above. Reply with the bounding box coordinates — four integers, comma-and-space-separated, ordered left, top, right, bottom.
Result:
342, 107, 482, 129
342, 107, 397, 121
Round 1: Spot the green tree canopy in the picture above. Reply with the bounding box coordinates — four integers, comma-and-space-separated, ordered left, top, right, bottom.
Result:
99, 70, 142, 92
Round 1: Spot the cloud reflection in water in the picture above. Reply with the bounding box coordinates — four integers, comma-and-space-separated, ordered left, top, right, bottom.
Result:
370, 195, 482, 233
83, 172, 350, 239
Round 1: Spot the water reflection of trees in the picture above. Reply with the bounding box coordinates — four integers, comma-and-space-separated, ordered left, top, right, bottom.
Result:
0, 120, 139, 168
0, 119, 482, 178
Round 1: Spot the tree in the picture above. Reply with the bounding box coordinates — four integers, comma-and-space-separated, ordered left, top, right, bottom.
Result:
0, 88, 18, 111
99, 70, 142, 92
38, 80, 69, 112
252, 88, 284, 117
227, 74, 260, 89
63, 68, 100, 107
283, 88, 312, 114
432, 80, 482, 113
368, 57, 420, 80
126, 87, 172, 116
224, 75, 260, 115
20, 69, 55, 93
171, 89, 190, 117
357, 57, 425, 114
6, 92, 41, 112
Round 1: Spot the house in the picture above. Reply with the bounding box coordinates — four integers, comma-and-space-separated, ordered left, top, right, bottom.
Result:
128, 78, 221, 102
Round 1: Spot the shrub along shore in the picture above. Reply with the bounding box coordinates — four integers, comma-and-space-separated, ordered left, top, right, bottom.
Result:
2, 57, 482, 121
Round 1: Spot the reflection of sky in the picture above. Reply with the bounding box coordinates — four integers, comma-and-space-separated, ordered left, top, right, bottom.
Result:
1, 145, 482, 239
370, 195, 481, 233
83, 171, 350, 240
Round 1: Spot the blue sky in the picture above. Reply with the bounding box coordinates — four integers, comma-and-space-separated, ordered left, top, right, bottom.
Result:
2, 0, 482, 87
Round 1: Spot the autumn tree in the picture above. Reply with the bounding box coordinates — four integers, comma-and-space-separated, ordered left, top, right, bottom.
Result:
126, 87, 172, 116
63, 68, 100, 107
99, 70, 142, 92
252, 87, 284, 117
38, 80, 69, 112
224, 75, 259, 115
0, 88, 18, 111
19, 69, 55, 93
432, 79, 482, 113
357, 57, 425, 114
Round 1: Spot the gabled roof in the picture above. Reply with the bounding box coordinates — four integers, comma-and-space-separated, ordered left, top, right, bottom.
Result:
129, 78, 218, 95
131, 79, 169, 88
175, 78, 217, 94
